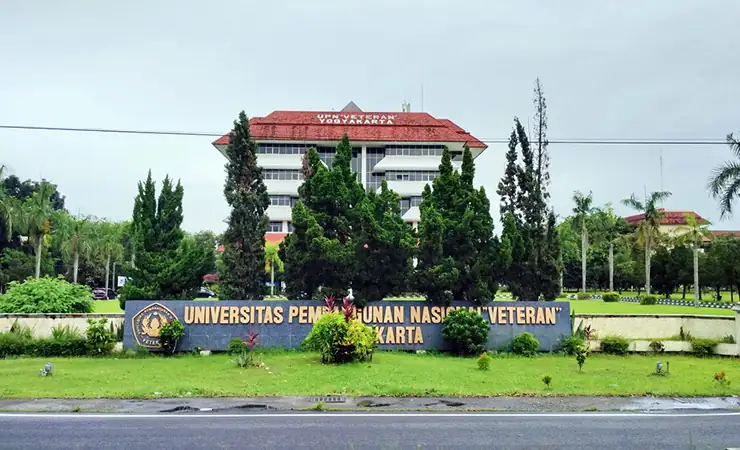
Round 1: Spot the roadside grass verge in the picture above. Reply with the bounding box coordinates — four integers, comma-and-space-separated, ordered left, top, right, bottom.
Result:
0, 352, 737, 399
92, 301, 123, 313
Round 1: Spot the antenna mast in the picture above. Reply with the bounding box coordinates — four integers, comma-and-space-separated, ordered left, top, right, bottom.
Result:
421, 83, 424, 112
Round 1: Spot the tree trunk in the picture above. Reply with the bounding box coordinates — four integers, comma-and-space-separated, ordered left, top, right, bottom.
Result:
73, 252, 79, 284
112, 263, 117, 294
34, 239, 43, 278
131, 249, 136, 269
270, 263, 275, 296
105, 254, 111, 298
644, 239, 651, 296
608, 243, 614, 292
693, 245, 699, 307
731, 285, 734, 302
681, 285, 686, 299
581, 227, 587, 293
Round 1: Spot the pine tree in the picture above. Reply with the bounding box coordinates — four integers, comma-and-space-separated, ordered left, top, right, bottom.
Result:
121, 171, 189, 304
497, 80, 562, 300
220, 111, 270, 300
416, 146, 500, 304
352, 181, 416, 307
282, 134, 361, 299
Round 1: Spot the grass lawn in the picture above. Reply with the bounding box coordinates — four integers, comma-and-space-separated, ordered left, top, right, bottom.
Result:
0, 352, 737, 399
92, 301, 123, 313
561, 299, 735, 316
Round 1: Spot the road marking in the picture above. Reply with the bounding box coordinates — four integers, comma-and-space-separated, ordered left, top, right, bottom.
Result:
0, 412, 740, 419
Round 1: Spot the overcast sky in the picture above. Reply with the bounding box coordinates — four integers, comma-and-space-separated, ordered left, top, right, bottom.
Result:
2, 1, 739, 233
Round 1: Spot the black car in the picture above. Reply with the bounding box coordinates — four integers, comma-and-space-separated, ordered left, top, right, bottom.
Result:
92, 288, 117, 300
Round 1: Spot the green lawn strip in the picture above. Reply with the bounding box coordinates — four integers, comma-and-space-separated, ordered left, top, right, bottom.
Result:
562, 299, 735, 316
1, 352, 737, 399
91, 301, 123, 313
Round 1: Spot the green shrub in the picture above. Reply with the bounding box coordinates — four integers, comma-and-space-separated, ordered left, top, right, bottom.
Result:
600, 335, 630, 355
0, 330, 31, 357
477, 352, 492, 371
85, 318, 116, 355
302, 311, 378, 363
576, 292, 592, 300
510, 332, 539, 357
51, 324, 82, 340
720, 334, 736, 344
639, 294, 658, 305
575, 344, 588, 371
441, 308, 490, 355
559, 335, 585, 355
601, 292, 620, 303
32, 335, 88, 357
159, 319, 185, 354
227, 337, 246, 355
690, 338, 719, 356
0, 276, 92, 313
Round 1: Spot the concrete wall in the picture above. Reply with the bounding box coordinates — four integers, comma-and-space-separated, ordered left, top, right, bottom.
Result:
574, 314, 736, 340
0, 314, 124, 338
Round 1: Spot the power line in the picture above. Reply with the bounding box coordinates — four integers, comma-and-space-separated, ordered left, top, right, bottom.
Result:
0, 124, 729, 145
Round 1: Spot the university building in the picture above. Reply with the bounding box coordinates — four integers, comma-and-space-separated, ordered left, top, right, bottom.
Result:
213, 102, 487, 243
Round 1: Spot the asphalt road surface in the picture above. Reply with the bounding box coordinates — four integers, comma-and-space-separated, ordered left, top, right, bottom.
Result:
0, 412, 738, 449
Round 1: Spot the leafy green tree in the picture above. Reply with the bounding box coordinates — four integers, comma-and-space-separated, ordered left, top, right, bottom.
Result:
651, 243, 691, 299
415, 188, 458, 304
353, 182, 416, 306
96, 221, 124, 295
708, 132, 740, 218
220, 111, 270, 300
621, 191, 671, 295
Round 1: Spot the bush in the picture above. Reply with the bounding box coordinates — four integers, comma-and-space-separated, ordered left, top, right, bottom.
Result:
86, 318, 116, 355
639, 294, 658, 305
0, 330, 31, 357
576, 292, 592, 300
602, 292, 620, 303
559, 335, 585, 356
600, 335, 630, 355
0, 324, 89, 357
302, 311, 378, 363
0, 276, 93, 314
575, 344, 588, 371
441, 308, 490, 355
690, 338, 719, 356
510, 332, 539, 357
159, 319, 185, 354
477, 352, 492, 371
227, 337, 246, 355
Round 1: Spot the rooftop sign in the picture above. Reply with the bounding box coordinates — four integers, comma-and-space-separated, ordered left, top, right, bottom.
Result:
316, 114, 396, 125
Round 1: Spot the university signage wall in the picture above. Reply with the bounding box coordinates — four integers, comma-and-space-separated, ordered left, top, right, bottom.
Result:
123, 300, 571, 352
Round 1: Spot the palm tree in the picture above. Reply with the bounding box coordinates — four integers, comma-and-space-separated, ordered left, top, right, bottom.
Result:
0, 165, 21, 241
18, 182, 56, 278
676, 213, 712, 307
708, 133, 740, 218
96, 221, 124, 296
264, 242, 284, 296
572, 191, 596, 293
621, 191, 672, 295
52, 212, 94, 284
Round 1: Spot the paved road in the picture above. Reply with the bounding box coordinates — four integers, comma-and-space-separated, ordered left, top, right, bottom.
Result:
0, 412, 738, 449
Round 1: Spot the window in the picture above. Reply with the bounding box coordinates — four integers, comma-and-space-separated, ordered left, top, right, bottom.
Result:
410, 196, 423, 207
399, 198, 411, 215
385, 145, 445, 156
263, 170, 304, 181
287, 223, 295, 232
365, 148, 386, 191
269, 195, 294, 206
386, 171, 439, 182
267, 222, 283, 232
258, 143, 315, 155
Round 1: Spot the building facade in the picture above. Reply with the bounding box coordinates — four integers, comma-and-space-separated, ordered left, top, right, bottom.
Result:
213, 102, 487, 242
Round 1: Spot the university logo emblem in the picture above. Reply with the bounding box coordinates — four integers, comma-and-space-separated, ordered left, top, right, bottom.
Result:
132, 303, 177, 348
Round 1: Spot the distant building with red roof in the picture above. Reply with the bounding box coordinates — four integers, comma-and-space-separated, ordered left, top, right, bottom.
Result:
623, 209, 740, 243
213, 102, 488, 244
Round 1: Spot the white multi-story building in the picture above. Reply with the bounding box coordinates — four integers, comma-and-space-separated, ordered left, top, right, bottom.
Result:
213, 102, 487, 243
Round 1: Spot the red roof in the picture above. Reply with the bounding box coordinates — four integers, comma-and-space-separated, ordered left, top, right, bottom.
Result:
212, 110, 486, 149
624, 209, 709, 226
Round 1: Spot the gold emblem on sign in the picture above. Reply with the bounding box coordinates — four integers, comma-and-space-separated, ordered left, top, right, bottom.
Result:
132, 303, 177, 348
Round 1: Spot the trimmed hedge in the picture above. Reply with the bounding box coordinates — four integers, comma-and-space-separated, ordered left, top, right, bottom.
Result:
639, 294, 658, 305
601, 292, 620, 303
576, 292, 592, 300
600, 335, 630, 355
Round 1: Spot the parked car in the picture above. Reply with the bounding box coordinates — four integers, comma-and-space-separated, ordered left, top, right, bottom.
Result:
92, 288, 117, 300
198, 287, 217, 298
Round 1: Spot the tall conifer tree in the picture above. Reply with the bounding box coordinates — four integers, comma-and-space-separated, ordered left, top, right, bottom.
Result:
220, 111, 270, 299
